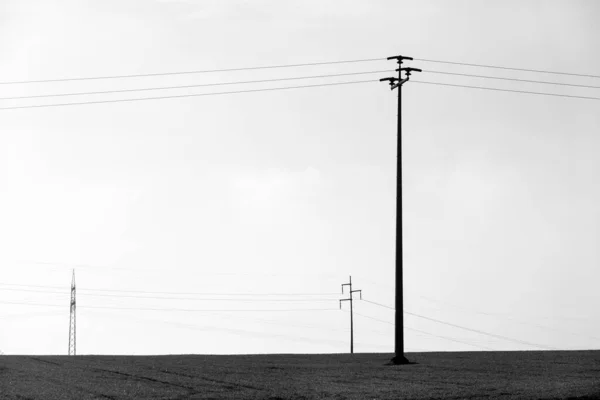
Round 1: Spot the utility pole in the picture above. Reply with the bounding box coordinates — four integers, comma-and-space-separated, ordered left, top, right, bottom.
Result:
380, 55, 421, 365
339, 276, 362, 354
68, 269, 76, 356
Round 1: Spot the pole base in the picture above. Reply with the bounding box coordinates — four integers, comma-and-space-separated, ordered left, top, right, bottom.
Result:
388, 354, 411, 365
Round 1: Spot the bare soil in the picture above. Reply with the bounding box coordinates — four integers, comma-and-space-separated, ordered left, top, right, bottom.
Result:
1, 351, 599, 399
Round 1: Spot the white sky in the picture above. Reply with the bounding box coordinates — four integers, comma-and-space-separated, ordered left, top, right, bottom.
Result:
1, 0, 599, 355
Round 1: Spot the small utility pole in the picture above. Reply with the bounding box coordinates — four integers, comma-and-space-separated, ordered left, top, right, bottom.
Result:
380, 55, 421, 365
68, 269, 76, 356
340, 276, 362, 354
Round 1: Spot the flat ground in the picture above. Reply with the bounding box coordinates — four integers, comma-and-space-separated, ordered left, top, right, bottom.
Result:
1, 351, 599, 399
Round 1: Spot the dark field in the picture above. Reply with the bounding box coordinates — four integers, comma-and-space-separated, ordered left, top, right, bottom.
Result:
1, 351, 599, 399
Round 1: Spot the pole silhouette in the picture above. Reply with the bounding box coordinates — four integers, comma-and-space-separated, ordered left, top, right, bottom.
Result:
380, 55, 421, 365
68, 269, 76, 356
340, 276, 362, 354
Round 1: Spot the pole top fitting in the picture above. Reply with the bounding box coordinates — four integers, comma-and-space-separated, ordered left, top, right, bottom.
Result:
400, 67, 422, 80
380, 77, 399, 90
400, 67, 422, 73
387, 55, 413, 63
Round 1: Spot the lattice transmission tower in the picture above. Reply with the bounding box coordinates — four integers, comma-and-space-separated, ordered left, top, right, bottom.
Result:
68, 269, 76, 356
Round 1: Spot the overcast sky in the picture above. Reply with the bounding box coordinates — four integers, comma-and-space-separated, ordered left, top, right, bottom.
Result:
1, 0, 599, 355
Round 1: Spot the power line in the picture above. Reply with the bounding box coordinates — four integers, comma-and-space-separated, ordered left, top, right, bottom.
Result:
404, 311, 558, 351
4, 56, 598, 86
416, 58, 600, 79
0, 70, 392, 101
407, 327, 495, 351
88, 308, 351, 334
340, 309, 396, 337
87, 309, 351, 348
0, 283, 68, 290
415, 295, 600, 343
0, 300, 339, 312
0, 58, 385, 85
0, 282, 338, 296
358, 283, 600, 343
0, 310, 64, 320
353, 311, 394, 326
13, 260, 341, 278
354, 312, 494, 351
0, 80, 376, 111
425, 70, 600, 89
3, 77, 599, 112
361, 299, 395, 310
0, 287, 338, 302
412, 81, 600, 101
361, 299, 557, 350
87, 290, 339, 297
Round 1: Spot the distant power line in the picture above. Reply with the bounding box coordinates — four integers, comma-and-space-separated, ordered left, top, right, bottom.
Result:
0, 57, 385, 85
415, 58, 600, 79
404, 310, 558, 351
0, 300, 339, 312
86, 309, 352, 349
361, 299, 557, 350
0, 282, 339, 296
354, 312, 494, 351
415, 295, 600, 343
0, 287, 338, 302
0, 310, 64, 320
11, 260, 341, 278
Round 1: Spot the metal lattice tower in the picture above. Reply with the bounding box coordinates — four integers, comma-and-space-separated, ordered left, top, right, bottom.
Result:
68, 269, 76, 356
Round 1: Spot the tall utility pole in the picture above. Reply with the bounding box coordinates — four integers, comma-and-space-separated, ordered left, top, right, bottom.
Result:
68, 269, 76, 356
380, 55, 421, 365
339, 276, 362, 354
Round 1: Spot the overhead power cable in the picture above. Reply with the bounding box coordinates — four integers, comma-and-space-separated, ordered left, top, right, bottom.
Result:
0, 282, 338, 296
354, 312, 494, 351
425, 70, 600, 89
0, 80, 375, 111
0, 310, 64, 320
86, 309, 350, 348
91, 307, 350, 334
361, 299, 557, 350
3, 78, 600, 112
0, 70, 392, 101
3, 55, 597, 87
404, 311, 558, 350
0, 300, 338, 312
12, 260, 340, 278
0, 287, 337, 302
415, 295, 600, 342
412, 81, 600, 101
356, 282, 599, 340
0, 58, 385, 85
4, 78, 600, 112
416, 58, 600, 79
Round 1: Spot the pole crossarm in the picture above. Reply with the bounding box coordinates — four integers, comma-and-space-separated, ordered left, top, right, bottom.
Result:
341, 282, 351, 294
339, 298, 351, 309
387, 55, 413, 62
400, 67, 422, 84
